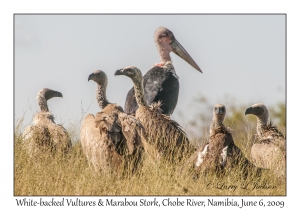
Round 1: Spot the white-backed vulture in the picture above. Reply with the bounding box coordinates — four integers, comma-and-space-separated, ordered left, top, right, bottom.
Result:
115, 63, 195, 162
245, 103, 286, 178
80, 70, 145, 173
188, 104, 260, 177
22, 88, 72, 155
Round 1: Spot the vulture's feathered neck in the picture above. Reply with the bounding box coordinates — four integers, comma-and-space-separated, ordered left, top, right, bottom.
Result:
96, 82, 110, 110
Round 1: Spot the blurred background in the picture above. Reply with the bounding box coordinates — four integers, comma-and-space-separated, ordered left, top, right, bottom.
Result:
15, 14, 285, 144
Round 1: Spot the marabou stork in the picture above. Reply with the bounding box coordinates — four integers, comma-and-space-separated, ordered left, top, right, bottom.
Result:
124, 27, 202, 115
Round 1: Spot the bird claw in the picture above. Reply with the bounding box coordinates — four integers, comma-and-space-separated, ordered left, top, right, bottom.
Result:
154, 63, 163, 67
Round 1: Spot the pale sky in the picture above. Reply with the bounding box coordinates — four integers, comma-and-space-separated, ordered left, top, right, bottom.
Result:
15, 14, 285, 136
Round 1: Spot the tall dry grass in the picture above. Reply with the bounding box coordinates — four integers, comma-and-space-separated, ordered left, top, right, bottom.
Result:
14, 119, 286, 196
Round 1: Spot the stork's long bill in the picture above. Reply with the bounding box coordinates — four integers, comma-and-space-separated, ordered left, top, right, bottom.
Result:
170, 38, 202, 73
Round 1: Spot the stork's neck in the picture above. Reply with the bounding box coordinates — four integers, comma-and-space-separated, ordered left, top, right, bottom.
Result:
96, 84, 110, 110
37, 96, 49, 112
132, 77, 148, 107
156, 42, 172, 65
256, 113, 269, 138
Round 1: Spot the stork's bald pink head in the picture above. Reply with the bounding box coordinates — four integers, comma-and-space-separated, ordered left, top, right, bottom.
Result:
154, 26, 202, 73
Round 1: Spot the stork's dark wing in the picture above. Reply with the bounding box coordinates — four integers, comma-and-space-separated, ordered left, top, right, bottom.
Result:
124, 65, 179, 115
